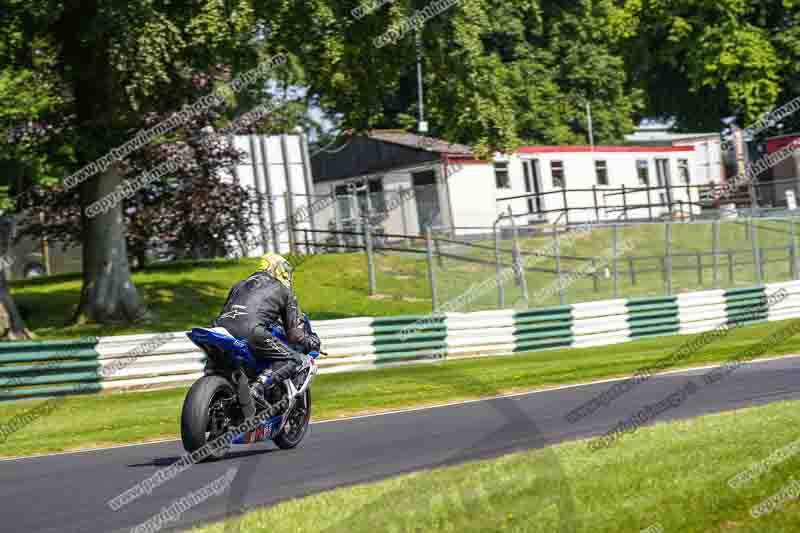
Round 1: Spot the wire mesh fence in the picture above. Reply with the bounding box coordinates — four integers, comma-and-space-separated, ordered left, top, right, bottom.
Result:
257, 187, 800, 314
426, 216, 800, 312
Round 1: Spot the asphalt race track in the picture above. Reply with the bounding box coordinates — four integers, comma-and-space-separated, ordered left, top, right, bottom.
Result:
2, 356, 800, 533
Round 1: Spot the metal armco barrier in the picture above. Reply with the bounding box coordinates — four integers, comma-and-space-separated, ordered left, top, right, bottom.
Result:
2, 280, 799, 401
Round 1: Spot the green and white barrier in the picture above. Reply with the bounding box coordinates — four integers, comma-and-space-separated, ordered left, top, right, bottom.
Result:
1, 280, 798, 400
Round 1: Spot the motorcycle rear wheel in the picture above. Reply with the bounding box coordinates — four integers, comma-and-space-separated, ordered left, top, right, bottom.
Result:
181, 375, 236, 461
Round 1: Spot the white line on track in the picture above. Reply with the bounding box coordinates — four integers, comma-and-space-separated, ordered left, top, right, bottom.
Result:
2, 352, 799, 463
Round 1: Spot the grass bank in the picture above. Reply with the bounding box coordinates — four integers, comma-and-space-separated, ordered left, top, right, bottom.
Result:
11, 254, 433, 340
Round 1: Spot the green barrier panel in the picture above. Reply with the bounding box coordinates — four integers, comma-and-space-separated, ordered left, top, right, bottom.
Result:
627, 296, 679, 339
373, 340, 448, 355
0, 382, 103, 400
373, 347, 446, 362
514, 322, 573, 336
628, 296, 678, 306
0, 361, 100, 377
372, 315, 447, 360
0, 338, 101, 400
372, 323, 445, 335
515, 328, 573, 342
626, 307, 680, 321
513, 304, 573, 353
0, 371, 101, 388
373, 332, 447, 345
513, 338, 573, 352
515, 306, 572, 319
629, 323, 682, 338
0, 348, 98, 364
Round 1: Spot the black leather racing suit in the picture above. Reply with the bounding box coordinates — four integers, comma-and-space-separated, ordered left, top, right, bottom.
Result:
214, 271, 320, 386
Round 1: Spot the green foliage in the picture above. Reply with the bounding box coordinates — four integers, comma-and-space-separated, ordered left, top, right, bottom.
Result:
269, 0, 643, 155
613, 0, 800, 129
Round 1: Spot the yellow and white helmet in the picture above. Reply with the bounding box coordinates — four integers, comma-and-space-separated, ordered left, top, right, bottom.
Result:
259, 253, 294, 290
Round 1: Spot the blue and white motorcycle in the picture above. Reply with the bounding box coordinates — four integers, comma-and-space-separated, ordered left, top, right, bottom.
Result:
181, 321, 321, 460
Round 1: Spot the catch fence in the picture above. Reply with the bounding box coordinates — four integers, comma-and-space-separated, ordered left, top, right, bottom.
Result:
288, 216, 800, 314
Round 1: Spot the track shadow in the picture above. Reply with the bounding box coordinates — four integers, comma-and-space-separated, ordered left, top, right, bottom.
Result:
127, 446, 277, 468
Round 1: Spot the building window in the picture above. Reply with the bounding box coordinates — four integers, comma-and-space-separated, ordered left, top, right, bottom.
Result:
335, 184, 353, 219
368, 179, 386, 212
636, 160, 650, 185
595, 160, 608, 186
655, 158, 670, 187
494, 162, 510, 189
678, 159, 691, 184
551, 160, 565, 188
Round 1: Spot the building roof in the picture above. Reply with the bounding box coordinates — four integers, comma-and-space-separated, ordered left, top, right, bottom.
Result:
625, 132, 720, 143
366, 129, 473, 156
518, 145, 694, 154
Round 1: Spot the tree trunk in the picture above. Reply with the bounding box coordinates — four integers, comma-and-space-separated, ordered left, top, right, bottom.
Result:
74, 166, 151, 324
0, 218, 32, 340
0, 272, 33, 340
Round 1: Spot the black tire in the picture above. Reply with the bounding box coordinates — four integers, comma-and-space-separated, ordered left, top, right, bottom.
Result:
273, 388, 311, 449
181, 375, 236, 461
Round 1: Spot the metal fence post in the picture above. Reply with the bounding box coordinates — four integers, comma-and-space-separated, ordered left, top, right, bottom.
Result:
365, 221, 376, 296
621, 185, 628, 221
728, 250, 735, 284
696, 250, 703, 286
494, 224, 505, 308
434, 231, 444, 268
629, 257, 636, 285
331, 191, 342, 251
426, 226, 438, 311
554, 228, 564, 305
509, 208, 529, 307
712, 219, 720, 289
592, 258, 599, 292
352, 194, 362, 247
284, 190, 296, 254
791, 218, 799, 280
665, 222, 673, 295
400, 188, 410, 247
612, 224, 620, 298
750, 218, 763, 284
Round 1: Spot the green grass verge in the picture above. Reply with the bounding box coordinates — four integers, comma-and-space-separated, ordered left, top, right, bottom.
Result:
12, 218, 800, 340
2, 317, 799, 458
186, 398, 800, 533
11, 254, 433, 340
434, 218, 800, 309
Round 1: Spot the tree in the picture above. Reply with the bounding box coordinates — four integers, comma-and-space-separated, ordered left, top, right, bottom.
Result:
268, 0, 642, 155
18, 108, 258, 273
610, 0, 800, 130
3, 0, 285, 325
0, 3, 76, 338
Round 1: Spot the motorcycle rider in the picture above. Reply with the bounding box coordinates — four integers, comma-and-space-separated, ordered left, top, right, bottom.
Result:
214, 253, 320, 412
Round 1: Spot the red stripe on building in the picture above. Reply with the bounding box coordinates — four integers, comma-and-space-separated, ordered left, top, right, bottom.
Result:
767, 136, 800, 154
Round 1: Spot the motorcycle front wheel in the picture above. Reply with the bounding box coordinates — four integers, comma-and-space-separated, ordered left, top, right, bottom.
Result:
273, 388, 311, 449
